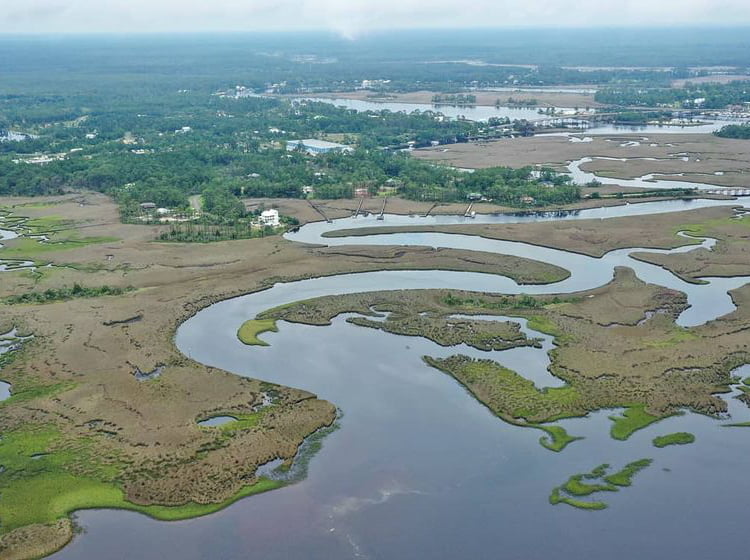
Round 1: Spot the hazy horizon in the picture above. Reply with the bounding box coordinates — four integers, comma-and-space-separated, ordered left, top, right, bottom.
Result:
4, 0, 750, 38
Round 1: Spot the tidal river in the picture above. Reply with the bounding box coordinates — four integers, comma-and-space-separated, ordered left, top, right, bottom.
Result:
293, 96, 748, 132
54, 198, 750, 560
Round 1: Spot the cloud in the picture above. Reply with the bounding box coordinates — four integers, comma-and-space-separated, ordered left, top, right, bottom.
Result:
1, 0, 749, 34
5, 1, 69, 24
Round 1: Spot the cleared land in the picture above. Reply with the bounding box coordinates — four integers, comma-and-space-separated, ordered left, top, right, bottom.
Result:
0, 193, 571, 559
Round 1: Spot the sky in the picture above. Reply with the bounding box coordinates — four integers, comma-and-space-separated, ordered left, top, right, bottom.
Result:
3, 0, 750, 37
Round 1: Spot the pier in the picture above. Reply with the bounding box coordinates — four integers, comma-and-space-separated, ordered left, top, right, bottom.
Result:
353, 197, 365, 218
308, 200, 332, 223
703, 188, 750, 197
377, 197, 387, 220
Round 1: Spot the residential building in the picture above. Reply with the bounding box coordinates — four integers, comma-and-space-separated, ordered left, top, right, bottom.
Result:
286, 139, 353, 155
259, 209, 280, 227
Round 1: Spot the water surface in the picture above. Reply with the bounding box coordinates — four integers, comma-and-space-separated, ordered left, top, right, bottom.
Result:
293, 96, 566, 122
197, 416, 237, 427
292, 96, 747, 132
54, 201, 750, 560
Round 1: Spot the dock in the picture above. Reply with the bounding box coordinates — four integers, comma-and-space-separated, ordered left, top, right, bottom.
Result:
308, 200, 332, 223
353, 197, 365, 218
377, 197, 387, 220
423, 202, 438, 218
703, 188, 750, 197
464, 202, 475, 218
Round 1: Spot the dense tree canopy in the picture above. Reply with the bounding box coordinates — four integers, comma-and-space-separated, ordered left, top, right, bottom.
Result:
0, 87, 576, 208
715, 124, 750, 139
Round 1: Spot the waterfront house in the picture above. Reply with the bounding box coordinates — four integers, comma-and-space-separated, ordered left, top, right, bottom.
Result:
259, 209, 280, 227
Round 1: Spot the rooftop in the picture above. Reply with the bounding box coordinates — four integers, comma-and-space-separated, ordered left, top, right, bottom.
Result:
290, 139, 349, 149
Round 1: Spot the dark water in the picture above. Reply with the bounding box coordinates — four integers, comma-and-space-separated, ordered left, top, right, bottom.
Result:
53, 200, 750, 560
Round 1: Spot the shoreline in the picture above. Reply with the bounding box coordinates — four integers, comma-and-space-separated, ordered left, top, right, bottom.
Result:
1, 195, 749, 559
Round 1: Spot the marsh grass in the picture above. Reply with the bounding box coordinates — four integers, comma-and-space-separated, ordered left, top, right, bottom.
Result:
550, 459, 652, 511
0, 424, 283, 533
237, 319, 279, 346
609, 405, 673, 440
652, 432, 695, 448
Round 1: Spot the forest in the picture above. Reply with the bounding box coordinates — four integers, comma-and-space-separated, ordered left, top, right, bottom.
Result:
595, 81, 750, 109
0, 84, 577, 218
5, 30, 748, 224
715, 124, 750, 139
3, 31, 749, 99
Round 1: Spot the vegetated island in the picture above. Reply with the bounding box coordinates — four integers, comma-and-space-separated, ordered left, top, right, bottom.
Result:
254, 266, 750, 449
0, 195, 582, 560
1, 198, 748, 559
652, 432, 696, 448
550, 459, 653, 510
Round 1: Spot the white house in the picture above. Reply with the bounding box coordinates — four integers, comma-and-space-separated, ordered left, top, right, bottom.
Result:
259, 209, 280, 227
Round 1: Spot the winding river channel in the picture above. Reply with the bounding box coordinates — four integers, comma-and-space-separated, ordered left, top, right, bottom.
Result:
50, 197, 750, 560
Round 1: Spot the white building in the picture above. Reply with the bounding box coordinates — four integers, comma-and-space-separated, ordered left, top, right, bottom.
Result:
259, 209, 280, 227
286, 139, 353, 155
